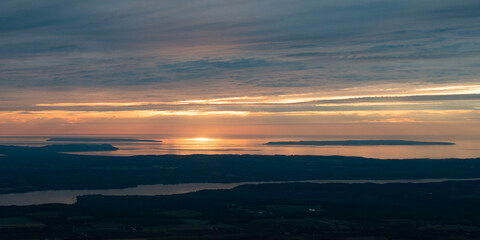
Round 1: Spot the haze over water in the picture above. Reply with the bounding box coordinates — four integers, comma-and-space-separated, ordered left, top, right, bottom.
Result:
1, 135, 479, 159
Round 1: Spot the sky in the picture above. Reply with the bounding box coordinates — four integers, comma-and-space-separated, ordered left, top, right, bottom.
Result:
1, 0, 480, 139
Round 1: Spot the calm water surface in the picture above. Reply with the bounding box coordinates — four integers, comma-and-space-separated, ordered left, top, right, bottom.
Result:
1, 135, 479, 159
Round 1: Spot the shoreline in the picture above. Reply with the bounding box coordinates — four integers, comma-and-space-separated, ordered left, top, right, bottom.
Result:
2, 178, 480, 207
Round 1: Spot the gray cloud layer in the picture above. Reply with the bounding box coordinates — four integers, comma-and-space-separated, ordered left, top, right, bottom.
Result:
1, 0, 480, 95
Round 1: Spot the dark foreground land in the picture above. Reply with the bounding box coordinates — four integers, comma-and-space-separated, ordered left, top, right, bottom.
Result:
1, 145, 480, 239
2, 181, 480, 240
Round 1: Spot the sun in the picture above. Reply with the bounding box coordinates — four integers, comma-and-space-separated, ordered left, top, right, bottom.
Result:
189, 137, 215, 142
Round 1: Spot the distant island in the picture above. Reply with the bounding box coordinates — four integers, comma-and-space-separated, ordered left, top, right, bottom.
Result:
265, 140, 455, 146
40, 144, 119, 152
47, 137, 161, 143
0, 144, 118, 155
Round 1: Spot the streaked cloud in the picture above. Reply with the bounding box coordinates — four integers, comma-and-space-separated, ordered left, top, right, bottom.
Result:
33, 84, 480, 108
0, 110, 250, 124
0, 109, 477, 124
1, 0, 479, 137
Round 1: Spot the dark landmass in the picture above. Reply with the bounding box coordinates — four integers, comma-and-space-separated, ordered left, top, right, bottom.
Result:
266, 140, 456, 146
0, 145, 479, 194
47, 137, 161, 142
1, 146, 480, 239
41, 144, 118, 152
2, 181, 480, 239
0, 144, 118, 155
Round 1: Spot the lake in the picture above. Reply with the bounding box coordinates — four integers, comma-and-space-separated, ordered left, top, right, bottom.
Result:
1, 178, 480, 206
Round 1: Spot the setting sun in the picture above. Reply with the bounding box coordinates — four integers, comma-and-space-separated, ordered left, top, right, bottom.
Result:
188, 138, 216, 142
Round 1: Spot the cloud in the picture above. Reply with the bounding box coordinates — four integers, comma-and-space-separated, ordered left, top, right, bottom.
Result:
313, 94, 480, 105
1, 0, 480, 138
426, 2, 480, 20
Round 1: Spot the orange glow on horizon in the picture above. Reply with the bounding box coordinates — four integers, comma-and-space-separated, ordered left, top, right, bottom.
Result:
34, 84, 480, 108
0, 109, 477, 124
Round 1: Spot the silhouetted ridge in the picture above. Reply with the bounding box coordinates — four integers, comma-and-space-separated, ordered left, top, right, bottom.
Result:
265, 140, 455, 146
